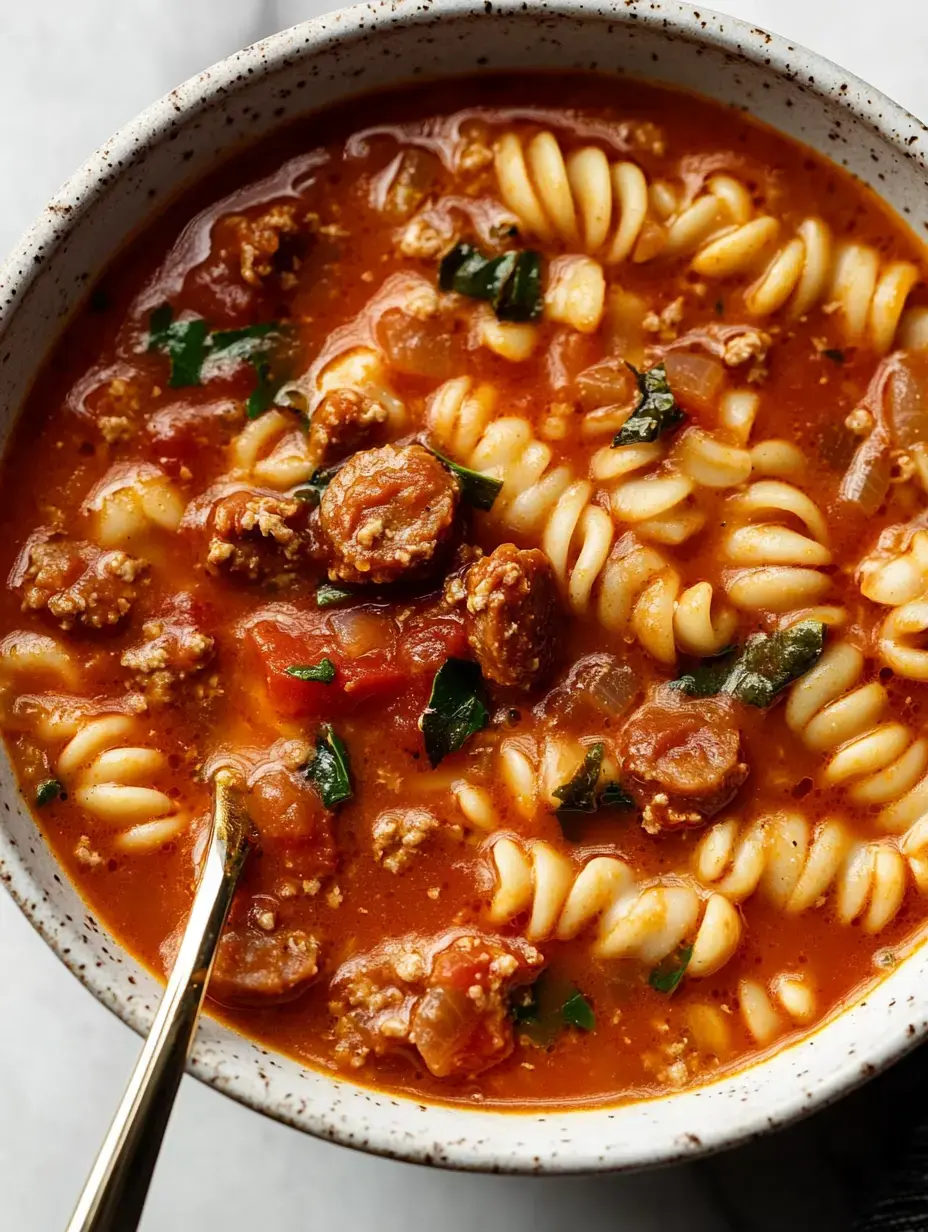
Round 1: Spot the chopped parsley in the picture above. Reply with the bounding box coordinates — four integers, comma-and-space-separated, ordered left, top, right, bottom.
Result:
286, 658, 336, 684
303, 725, 352, 809
294, 468, 339, 507
421, 658, 489, 767
315, 582, 355, 609
439, 243, 543, 322
512, 974, 596, 1044
612, 361, 686, 447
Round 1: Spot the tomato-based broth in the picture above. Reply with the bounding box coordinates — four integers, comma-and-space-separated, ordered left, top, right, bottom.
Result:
4, 73, 928, 1109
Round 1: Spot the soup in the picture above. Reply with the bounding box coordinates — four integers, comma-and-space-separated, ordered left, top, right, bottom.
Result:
2, 73, 928, 1109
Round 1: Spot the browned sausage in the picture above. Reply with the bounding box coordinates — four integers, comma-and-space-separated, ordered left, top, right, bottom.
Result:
460, 544, 561, 689
618, 689, 749, 834
308, 388, 389, 466
209, 927, 320, 1006
320, 443, 460, 584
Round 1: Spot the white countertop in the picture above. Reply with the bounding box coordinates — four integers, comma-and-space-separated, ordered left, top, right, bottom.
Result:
2, 2, 925, 1228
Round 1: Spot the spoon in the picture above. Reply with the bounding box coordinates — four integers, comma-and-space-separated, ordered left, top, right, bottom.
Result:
66, 769, 254, 1232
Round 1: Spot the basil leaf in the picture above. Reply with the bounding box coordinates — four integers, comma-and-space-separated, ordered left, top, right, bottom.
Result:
554, 744, 605, 813
35, 778, 62, 807
723, 621, 826, 708
512, 975, 595, 1043
421, 657, 489, 767
212, 324, 289, 420
439, 242, 543, 322
649, 944, 693, 994
148, 306, 210, 388
599, 780, 636, 810
427, 447, 502, 511
304, 724, 352, 809
316, 582, 355, 608
554, 745, 636, 817
294, 468, 339, 507
286, 658, 336, 684
670, 621, 826, 709
561, 990, 596, 1031
210, 321, 281, 360
612, 361, 686, 447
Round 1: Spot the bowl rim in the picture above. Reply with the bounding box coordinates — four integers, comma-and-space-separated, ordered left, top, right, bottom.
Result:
4, 0, 928, 1174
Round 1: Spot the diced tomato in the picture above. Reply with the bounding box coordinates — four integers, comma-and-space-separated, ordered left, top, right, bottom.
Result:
248, 605, 467, 722
431, 948, 485, 992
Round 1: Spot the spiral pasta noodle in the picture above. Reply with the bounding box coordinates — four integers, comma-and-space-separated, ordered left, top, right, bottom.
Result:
493, 129, 922, 351
486, 836, 742, 977
427, 377, 739, 662
56, 714, 185, 853
694, 811, 908, 933
686, 971, 817, 1053
229, 408, 315, 490
0, 631, 78, 690
82, 463, 186, 551
720, 479, 835, 613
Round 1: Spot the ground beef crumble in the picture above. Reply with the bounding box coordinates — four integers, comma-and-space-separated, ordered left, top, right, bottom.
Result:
12, 534, 146, 630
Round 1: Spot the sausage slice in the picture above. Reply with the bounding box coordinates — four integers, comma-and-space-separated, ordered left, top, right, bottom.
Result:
320, 443, 460, 584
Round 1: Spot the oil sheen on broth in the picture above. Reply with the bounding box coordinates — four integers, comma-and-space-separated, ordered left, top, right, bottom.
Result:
3, 74, 928, 1109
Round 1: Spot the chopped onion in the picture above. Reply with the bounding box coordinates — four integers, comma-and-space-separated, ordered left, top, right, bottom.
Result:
535, 653, 638, 721
575, 357, 637, 411
377, 309, 460, 378
839, 431, 892, 515
330, 608, 396, 659
664, 350, 725, 415
887, 355, 928, 449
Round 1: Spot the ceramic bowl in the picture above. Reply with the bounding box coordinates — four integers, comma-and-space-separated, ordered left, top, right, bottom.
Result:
3, 0, 928, 1174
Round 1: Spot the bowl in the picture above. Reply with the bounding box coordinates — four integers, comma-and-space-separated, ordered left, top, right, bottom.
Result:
3, 0, 928, 1174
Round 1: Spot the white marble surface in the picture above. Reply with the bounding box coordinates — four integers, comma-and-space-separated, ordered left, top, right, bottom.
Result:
1, 2, 926, 1228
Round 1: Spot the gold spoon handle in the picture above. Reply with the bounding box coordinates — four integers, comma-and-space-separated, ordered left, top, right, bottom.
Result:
66, 771, 252, 1232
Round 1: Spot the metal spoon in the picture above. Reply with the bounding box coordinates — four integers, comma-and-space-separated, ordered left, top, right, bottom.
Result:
66, 769, 254, 1232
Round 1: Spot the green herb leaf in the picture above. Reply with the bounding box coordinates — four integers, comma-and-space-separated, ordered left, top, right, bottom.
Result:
511, 974, 596, 1043
553, 744, 636, 817
427, 447, 502, 511
304, 724, 352, 809
612, 361, 687, 447
670, 621, 826, 709
211, 322, 289, 420
421, 657, 489, 767
561, 990, 596, 1031
286, 658, 336, 684
316, 582, 355, 608
210, 321, 281, 360
599, 780, 636, 810
649, 944, 693, 994
35, 778, 62, 807
439, 242, 543, 322
823, 348, 845, 364
723, 621, 827, 708
294, 468, 339, 508
148, 306, 211, 388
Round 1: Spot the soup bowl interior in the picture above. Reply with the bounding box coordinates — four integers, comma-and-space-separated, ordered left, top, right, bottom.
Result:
3, 0, 928, 1173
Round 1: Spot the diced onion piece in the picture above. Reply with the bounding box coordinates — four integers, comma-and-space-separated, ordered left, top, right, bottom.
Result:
575, 358, 637, 411
839, 434, 892, 515
664, 351, 724, 415
887, 355, 928, 450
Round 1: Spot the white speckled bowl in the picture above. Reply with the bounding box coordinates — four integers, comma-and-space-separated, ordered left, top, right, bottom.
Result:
3, 0, 928, 1173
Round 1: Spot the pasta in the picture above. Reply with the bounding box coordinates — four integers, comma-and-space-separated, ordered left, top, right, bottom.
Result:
229, 408, 315, 489
486, 836, 742, 977
721, 480, 835, 613
694, 811, 909, 933
83, 463, 185, 551
55, 714, 185, 853
493, 129, 921, 349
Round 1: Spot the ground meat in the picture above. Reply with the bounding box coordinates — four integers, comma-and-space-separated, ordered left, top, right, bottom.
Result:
372, 807, 459, 874
120, 594, 216, 705
456, 544, 561, 690
618, 690, 749, 834
330, 929, 543, 1078
12, 533, 146, 630
226, 203, 302, 287
320, 443, 460, 584
202, 488, 310, 582
209, 926, 321, 1007
308, 388, 389, 466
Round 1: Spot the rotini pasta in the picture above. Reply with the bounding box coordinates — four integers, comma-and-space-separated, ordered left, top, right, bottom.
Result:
229, 408, 315, 489
83, 463, 186, 551
55, 714, 185, 852
0, 631, 78, 689
486, 836, 742, 977
493, 128, 922, 350
694, 811, 908, 933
